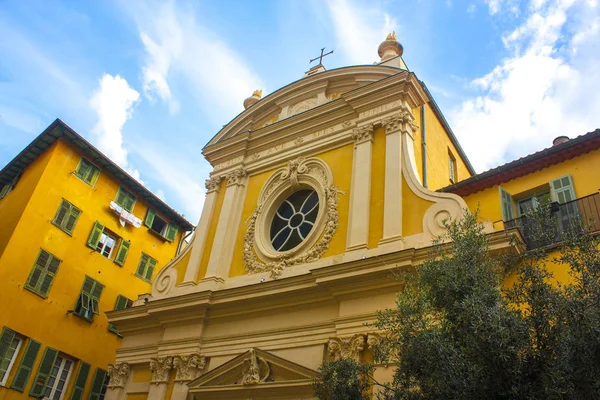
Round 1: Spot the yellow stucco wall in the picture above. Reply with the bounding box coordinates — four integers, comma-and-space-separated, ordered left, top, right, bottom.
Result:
402, 177, 435, 237
227, 144, 354, 278
196, 181, 227, 281
463, 150, 600, 229
0, 139, 184, 399
368, 127, 386, 249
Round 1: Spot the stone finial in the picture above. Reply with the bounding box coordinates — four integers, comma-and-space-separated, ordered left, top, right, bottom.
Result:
150, 356, 173, 384
378, 32, 404, 61
173, 354, 207, 382
244, 90, 263, 109
107, 363, 131, 389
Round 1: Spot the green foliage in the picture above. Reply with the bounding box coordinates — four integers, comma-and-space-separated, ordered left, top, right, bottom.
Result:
316, 206, 600, 400
313, 359, 374, 400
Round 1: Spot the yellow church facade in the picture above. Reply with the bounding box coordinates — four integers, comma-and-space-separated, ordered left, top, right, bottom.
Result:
0, 120, 193, 400
106, 35, 600, 400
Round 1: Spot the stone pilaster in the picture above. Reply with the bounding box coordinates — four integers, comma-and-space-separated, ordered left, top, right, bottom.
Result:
380, 113, 405, 245
148, 356, 173, 400
183, 175, 223, 283
104, 363, 130, 400
171, 354, 207, 400
347, 123, 374, 251
203, 167, 248, 282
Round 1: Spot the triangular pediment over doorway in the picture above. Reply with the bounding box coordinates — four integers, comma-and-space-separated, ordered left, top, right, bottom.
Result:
188, 348, 318, 399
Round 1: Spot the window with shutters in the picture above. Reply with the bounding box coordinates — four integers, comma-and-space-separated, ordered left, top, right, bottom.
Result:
448, 150, 457, 184
25, 249, 61, 298
70, 362, 90, 400
74, 158, 100, 187
135, 253, 157, 282
144, 209, 178, 242
73, 277, 104, 322
52, 199, 81, 235
42, 354, 74, 400
0, 327, 23, 386
108, 295, 133, 335
11, 338, 41, 392
88, 368, 107, 400
114, 187, 136, 213
87, 222, 130, 266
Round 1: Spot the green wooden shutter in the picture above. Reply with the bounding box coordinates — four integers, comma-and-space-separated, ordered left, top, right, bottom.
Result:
0, 326, 16, 361
90, 281, 103, 315
136, 254, 149, 277
116, 187, 136, 212
64, 207, 82, 234
144, 209, 155, 228
86, 166, 99, 186
70, 362, 90, 400
144, 258, 157, 281
87, 221, 104, 249
165, 224, 178, 242
113, 241, 130, 267
38, 256, 60, 297
54, 200, 71, 226
88, 368, 106, 400
11, 339, 41, 392
76, 159, 91, 180
109, 295, 132, 334
551, 175, 576, 204
499, 187, 515, 221
0, 184, 10, 199
25, 250, 60, 297
29, 347, 58, 397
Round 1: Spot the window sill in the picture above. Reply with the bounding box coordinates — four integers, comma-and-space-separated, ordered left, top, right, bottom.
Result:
72, 313, 94, 323
147, 228, 171, 242
51, 221, 73, 237
24, 286, 48, 299
134, 274, 151, 283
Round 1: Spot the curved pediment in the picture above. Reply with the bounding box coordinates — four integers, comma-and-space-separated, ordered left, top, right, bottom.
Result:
204, 65, 405, 149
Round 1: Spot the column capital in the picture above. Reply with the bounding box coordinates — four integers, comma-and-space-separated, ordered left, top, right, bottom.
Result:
351, 123, 374, 144
382, 109, 418, 137
225, 167, 248, 187
107, 362, 131, 389
205, 175, 223, 193
150, 356, 173, 384
173, 353, 207, 382
327, 334, 367, 362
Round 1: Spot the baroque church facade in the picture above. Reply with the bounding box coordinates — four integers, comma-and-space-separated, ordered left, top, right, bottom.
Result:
105, 33, 600, 400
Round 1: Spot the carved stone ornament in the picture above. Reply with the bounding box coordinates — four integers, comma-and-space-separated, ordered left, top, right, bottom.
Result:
351, 123, 374, 144
382, 106, 418, 136
327, 334, 367, 362
225, 167, 248, 187
107, 362, 130, 389
173, 353, 207, 382
205, 175, 223, 193
289, 97, 318, 117
241, 348, 270, 385
243, 157, 339, 278
150, 356, 173, 384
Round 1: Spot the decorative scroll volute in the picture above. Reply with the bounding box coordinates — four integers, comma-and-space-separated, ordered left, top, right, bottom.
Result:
327, 334, 367, 362
107, 363, 131, 389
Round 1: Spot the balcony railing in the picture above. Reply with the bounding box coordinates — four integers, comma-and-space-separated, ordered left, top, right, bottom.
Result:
504, 192, 600, 249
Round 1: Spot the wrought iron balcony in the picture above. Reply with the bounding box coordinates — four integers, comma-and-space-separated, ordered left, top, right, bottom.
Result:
504, 192, 600, 249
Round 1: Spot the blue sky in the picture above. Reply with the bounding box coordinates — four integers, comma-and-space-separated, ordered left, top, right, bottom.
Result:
1, 0, 599, 223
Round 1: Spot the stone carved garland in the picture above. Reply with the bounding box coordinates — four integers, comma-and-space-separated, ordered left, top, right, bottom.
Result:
243, 157, 339, 278
150, 356, 173, 384
107, 362, 131, 389
241, 348, 270, 385
173, 353, 207, 382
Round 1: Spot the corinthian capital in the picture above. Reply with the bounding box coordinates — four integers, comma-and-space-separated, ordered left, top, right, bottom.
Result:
382, 109, 418, 137
226, 167, 247, 187
173, 354, 207, 382
327, 334, 367, 362
205, 176, 223, 193
351, 123, 374, 144
150, 356, 173, 384
107, 363, 130, 388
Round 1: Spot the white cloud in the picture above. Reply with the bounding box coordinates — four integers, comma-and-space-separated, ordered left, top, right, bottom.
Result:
325, 0, 397, 65
131, 1, 263, 122
450, 0, 600, 172
90, 74, 142, 180
467, 4, 477, 13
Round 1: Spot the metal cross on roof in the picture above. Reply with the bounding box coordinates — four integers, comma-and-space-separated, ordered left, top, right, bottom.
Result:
310, 47, 334, 66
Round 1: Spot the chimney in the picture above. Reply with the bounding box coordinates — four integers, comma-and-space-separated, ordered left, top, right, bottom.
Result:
552, 136, 569, 146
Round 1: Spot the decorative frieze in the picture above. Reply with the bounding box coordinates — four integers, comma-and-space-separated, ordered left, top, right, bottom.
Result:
205, 176, 223, 193
327, 334, 367, 362
351, 123, 374, 144
107, 362, 130, 389
150, 356, 173, 384
173, 354, 207, 382
241, 348, 270, 385
225, 167, 247, 187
